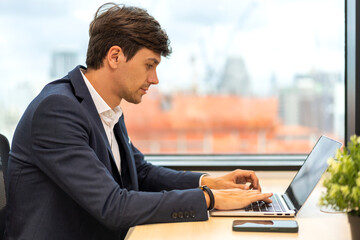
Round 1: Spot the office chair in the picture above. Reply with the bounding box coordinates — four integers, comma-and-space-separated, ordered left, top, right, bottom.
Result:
0, 134, 10, 240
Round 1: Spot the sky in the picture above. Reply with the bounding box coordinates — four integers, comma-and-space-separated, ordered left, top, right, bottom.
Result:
0, 0, 344, 98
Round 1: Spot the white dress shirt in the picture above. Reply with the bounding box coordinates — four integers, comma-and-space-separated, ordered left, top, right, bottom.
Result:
80, 69, 122, 173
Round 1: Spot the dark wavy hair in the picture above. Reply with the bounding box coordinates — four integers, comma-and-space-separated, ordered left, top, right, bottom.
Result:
86, 3, 172, 69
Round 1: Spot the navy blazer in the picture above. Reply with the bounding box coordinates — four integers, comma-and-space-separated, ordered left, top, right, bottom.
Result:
4, 66, 208, 240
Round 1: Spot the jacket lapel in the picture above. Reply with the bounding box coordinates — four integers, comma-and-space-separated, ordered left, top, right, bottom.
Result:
114, 116, 139, 191
67, 66, 121, 182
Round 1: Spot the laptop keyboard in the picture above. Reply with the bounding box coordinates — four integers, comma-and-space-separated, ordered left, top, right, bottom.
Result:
244, 194, 286, 212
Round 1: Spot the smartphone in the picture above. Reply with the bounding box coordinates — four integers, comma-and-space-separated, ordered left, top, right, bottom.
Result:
232, 220, 298, 233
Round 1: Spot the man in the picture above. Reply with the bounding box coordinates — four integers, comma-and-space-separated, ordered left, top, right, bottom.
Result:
4, 3, 272, 240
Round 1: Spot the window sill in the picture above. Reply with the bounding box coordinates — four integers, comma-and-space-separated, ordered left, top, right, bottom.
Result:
144, 154, 306, 171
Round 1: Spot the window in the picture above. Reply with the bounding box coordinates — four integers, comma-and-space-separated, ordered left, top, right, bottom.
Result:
0, 0, 345, 156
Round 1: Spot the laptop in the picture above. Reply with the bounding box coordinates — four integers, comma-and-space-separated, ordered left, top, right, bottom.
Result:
210, 135, 342, 217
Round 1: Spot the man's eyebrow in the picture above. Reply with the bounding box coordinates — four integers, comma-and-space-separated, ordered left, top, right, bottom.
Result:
147, 58, 160, 64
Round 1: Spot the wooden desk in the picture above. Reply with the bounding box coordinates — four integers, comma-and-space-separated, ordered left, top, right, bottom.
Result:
126, 171, 351, 240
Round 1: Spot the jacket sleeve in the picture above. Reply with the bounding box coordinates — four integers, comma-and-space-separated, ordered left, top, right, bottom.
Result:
31, 94, 208, 230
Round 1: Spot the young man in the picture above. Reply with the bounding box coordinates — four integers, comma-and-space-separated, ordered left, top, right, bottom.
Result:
4, 3, 272, 240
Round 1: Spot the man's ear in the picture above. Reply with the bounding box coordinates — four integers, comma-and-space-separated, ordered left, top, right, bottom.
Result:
107, 46, 126, 69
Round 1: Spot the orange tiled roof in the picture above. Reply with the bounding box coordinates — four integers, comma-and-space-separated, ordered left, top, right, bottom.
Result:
121, 92, 279, 132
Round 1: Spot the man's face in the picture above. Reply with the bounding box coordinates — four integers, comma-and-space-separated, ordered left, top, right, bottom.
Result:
115, 48, 160, 104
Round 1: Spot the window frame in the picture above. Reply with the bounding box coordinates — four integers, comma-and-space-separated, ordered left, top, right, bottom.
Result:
346, 0, 360, 139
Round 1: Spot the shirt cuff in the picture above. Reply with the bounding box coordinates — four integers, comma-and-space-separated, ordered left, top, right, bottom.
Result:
198, 174, 209, 187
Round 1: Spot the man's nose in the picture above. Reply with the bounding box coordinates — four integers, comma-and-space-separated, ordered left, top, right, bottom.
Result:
148, 71, 159, 85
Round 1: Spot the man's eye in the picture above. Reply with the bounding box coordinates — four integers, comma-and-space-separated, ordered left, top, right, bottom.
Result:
146, 64, 154, 70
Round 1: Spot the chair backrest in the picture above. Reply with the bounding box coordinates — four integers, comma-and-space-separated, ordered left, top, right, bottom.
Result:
0, 134, 9, 240
0, 134, 10, 209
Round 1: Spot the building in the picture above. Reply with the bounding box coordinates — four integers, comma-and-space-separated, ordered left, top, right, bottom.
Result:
278, 71, 342, 136
218, 57, 251, 96
50, 50, 78, 79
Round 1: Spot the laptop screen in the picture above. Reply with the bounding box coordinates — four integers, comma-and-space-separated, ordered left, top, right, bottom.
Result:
284, 136, 342, 211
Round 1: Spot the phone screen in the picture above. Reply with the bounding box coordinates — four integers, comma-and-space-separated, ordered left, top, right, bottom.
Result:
232, 220, 298, 233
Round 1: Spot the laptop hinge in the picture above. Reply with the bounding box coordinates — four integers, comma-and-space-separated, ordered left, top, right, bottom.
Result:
282, 194, 297, 212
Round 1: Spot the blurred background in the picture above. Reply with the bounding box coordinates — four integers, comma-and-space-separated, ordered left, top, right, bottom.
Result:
0, 0, 345, 154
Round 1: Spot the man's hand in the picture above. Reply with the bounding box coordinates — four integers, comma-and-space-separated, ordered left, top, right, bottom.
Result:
201, 169, 262, 192
202, 188, 273, 211
212, 189, 272, 210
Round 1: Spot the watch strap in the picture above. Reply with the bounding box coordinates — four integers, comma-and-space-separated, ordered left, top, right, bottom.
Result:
200, 185, 215, 211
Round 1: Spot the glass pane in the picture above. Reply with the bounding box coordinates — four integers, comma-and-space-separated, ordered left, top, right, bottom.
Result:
0, 0, 344, 154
